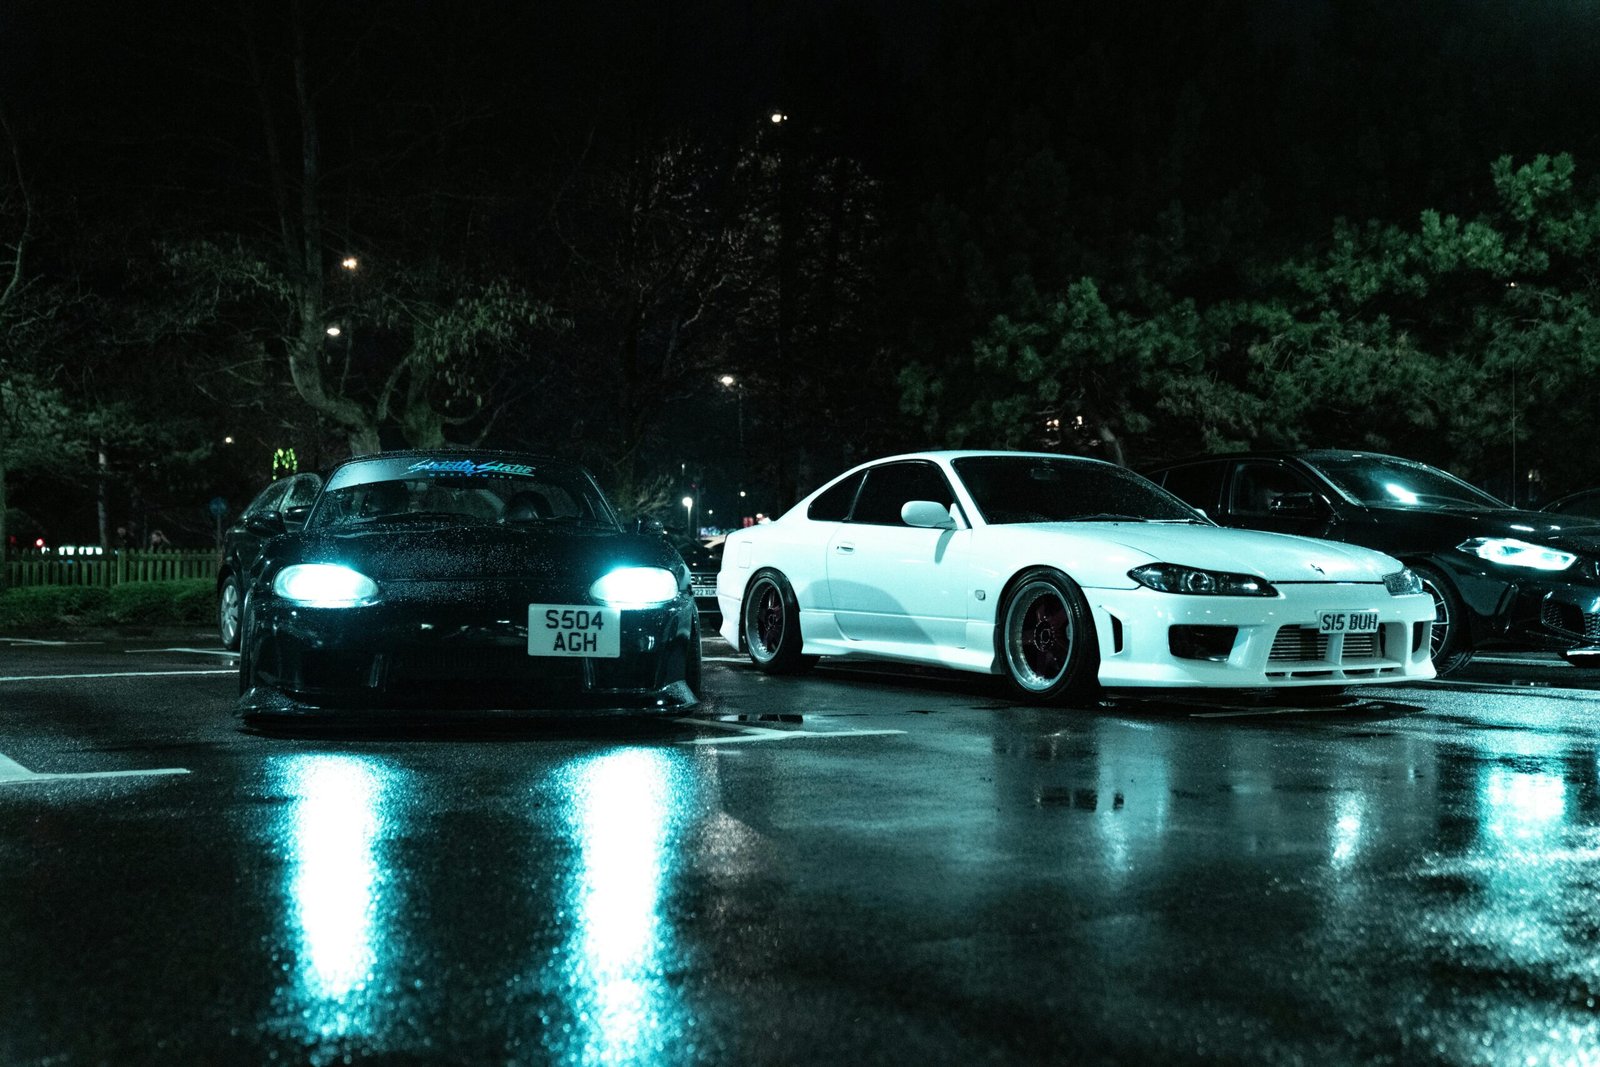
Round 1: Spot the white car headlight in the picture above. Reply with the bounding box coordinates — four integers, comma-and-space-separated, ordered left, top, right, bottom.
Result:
273, 563, 380, 607
1458, 537, 1575, 572
1383, 568, 1424, 596
1128, 563, 1277, 597
590, 566, 678, 607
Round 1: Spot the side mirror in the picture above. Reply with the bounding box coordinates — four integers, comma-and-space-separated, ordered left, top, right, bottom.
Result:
635, 517, 667, 537
901, 500, 957, 530
1269, 492, 1321, 517
245, 512, 286, 536
282, 504, 313, 530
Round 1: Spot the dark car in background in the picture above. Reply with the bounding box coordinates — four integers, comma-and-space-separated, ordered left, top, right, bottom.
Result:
1543, 490, 1600, 524
235, 450, 701, 720
673, 535, 725, 625
217, 471, 324, 650
1144, 450, 1600, 675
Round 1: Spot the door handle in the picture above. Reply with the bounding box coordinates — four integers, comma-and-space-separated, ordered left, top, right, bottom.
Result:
835, 542, 855, 554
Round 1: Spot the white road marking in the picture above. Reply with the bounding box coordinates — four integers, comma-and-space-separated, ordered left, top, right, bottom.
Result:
0, 669, 235, 683
0, 638, 104, 646
125, 647, 236, 657
0, 750, 189, 786
703, 655, 747, 663
670, 716, 905, 745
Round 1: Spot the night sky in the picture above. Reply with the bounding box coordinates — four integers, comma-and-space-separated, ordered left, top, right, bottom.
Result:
5, 0, 1600, 543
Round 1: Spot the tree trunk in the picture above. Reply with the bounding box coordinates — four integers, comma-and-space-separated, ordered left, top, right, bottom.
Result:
0, 458, 8, 591
97, 438, 110, 548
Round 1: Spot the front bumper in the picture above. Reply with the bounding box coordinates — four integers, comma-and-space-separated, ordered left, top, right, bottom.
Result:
238, 584, 698, 717
1086, 585, 1436, 688
1442, 555, 1600, 652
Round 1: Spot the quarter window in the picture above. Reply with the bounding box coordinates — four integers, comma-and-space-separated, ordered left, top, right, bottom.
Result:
1230, 462, 1318, 518
808, 472, 865, 522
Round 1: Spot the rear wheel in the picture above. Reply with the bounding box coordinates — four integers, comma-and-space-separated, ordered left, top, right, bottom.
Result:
1414, 564, 1473, 676
997, 568, 1099, 704
742, 570, 816, 674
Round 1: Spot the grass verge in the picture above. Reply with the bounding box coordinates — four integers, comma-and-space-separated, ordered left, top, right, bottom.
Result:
0, 580, 214, 632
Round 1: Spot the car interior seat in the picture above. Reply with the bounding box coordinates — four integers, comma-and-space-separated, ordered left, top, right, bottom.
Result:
504, 489, 554, 522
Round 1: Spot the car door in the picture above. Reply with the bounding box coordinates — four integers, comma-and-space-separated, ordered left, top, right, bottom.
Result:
1217, 460, 1340, 538
226, 480, 291, 576
825, 460, 971, 648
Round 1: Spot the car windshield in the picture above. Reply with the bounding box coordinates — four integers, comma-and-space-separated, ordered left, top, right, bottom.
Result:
309, 456, 619, 531
952, 456, 1206, 524
1310, 454, 1507, 510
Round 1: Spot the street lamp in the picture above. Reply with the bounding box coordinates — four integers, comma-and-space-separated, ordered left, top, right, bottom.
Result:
341, 256, 359, 271
325, 325, 342, 337
681, 495, 695, 536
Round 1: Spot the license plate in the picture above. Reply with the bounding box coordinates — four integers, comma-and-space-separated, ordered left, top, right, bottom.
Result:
691, 583, 716, 598
528, 604, 621, 657
1317, 610, 1380, 635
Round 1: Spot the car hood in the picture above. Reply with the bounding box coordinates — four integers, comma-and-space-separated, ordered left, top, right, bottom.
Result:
1020, 522, 1401, 582
286, 524, 684, 582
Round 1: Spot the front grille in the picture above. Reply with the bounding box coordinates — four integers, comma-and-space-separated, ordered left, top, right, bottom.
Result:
1269, 626, 1387, 664
1270, 627, 1328, 663
1343, 632, 1382, 659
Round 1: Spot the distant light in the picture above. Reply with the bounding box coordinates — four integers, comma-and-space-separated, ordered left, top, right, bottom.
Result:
341, 257, 359, 270
739, 491, 747, 498
681, 496, 694, 509
34, 538, 45, 549
325, 325, 342, 337
770, 112, 787, 124
719, 374, 736, 386
224, 436, 234, 445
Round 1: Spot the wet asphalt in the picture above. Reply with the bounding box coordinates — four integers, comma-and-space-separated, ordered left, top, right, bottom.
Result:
2, 633, 1599, 1065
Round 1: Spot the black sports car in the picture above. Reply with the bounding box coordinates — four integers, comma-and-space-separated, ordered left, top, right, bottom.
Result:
236, 450, 702, 719
1144, 450, 1600, 674
673, 535, 725, 625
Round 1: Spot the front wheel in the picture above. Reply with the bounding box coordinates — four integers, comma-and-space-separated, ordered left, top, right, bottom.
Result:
997, 568, 1099, 704
1414, 564, 1473, 676
218, 574, 243, 651
742, 570, 816, 674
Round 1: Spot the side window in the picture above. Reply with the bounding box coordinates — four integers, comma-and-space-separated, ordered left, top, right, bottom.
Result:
244, 481, 290, 517
1156, 463, 1226, 515
1230, 462, 1317, 518
808, 472, 865, 522
283, 475, 322, 510
850, 462, 956, 526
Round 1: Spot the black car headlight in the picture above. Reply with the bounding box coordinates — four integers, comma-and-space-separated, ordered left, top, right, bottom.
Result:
273, 563, 380, 607
1129, 564, 1277, 597
1383, 568, 1423, 596
590, 566, 679, 607
1458, 537, 1576, 572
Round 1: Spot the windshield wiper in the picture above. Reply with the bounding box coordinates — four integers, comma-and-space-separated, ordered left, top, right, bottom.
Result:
351, 511, 486, 525
1069, 513, 1150, 522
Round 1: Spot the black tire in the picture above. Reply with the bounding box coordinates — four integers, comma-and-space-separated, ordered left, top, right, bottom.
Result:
742, 570, 816, 674
237, 593, 258, 696
686, 617, 704, 699
996, 567, 1100, 704
1414, 564, 1474, 676
218, 574, 243, 651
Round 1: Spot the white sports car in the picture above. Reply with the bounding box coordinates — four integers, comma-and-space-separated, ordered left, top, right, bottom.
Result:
716, 451, 1437, 702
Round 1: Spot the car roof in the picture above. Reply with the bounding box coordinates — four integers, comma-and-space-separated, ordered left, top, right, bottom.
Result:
1147, 449, 1413, 467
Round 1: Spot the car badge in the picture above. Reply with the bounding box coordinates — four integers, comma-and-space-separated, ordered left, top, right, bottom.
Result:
1308, 563, 1326, 575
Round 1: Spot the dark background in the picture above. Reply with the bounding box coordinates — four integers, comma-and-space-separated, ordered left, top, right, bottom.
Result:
5, 0, 1599, 547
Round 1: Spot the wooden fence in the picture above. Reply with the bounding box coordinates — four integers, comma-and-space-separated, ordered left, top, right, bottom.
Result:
4, 550, 220, 589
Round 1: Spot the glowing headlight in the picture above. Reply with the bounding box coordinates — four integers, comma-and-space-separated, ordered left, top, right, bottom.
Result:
1128, 563, 1277, 597
589, 566, 678, 607
1383, 568, 1424, 596
1458, 537, 1575, 572
273, 563, 380, 607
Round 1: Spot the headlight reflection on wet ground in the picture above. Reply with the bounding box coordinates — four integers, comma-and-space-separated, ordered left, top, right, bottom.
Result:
270, 754, 399, 1047
549, 748, 692, 1065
